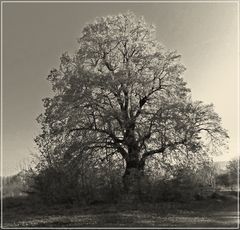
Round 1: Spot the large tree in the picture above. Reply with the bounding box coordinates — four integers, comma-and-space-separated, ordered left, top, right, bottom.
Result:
36, 12, 228, 191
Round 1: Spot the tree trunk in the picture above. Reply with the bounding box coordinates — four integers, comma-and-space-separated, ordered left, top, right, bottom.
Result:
122, 125, 146, 193
122, 152, 145, 193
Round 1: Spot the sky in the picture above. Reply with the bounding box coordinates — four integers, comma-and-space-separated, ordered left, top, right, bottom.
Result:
2, 2, 239, 176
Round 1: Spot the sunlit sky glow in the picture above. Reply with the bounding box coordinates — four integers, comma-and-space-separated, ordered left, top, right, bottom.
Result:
2, 2, 238, 176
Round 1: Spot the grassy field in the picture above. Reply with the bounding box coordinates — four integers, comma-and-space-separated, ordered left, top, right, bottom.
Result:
2, 191, 239, 228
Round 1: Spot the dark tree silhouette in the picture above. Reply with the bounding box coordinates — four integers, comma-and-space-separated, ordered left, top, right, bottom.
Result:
35, 12, 228, 191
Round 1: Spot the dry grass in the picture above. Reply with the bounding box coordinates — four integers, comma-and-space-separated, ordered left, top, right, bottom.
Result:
2, 192, 238, 228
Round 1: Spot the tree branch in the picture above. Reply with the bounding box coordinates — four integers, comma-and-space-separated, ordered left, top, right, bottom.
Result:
141, 138, 187, 161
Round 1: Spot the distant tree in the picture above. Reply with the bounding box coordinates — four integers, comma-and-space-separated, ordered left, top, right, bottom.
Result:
226, 158, 239, 186
216, 173, 231, 187
35, 12, 228, 192
2, 172, 26, 197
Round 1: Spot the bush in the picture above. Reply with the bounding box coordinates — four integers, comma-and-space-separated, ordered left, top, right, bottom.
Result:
26, 166, 82, 204
26, 157, 125, 205
26, 152, 216, 205
136, 167, 215, 203
216, 173, 231, 187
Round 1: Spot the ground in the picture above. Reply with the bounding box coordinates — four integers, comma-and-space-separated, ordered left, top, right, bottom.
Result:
2, 191, 239, 228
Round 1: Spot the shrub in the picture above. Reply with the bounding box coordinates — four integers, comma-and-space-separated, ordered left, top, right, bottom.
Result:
26, 166, 81, 204
139, 167, 215, 203
26, 157, 125, 205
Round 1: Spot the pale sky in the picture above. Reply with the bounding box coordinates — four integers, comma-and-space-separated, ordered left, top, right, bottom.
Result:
2, 2, 238, 176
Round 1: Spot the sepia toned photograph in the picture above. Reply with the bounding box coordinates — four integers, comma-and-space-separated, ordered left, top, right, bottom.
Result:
1, 1, 239, 228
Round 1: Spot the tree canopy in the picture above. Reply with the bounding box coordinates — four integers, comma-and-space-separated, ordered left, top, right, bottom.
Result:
35, 12, 228, 190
